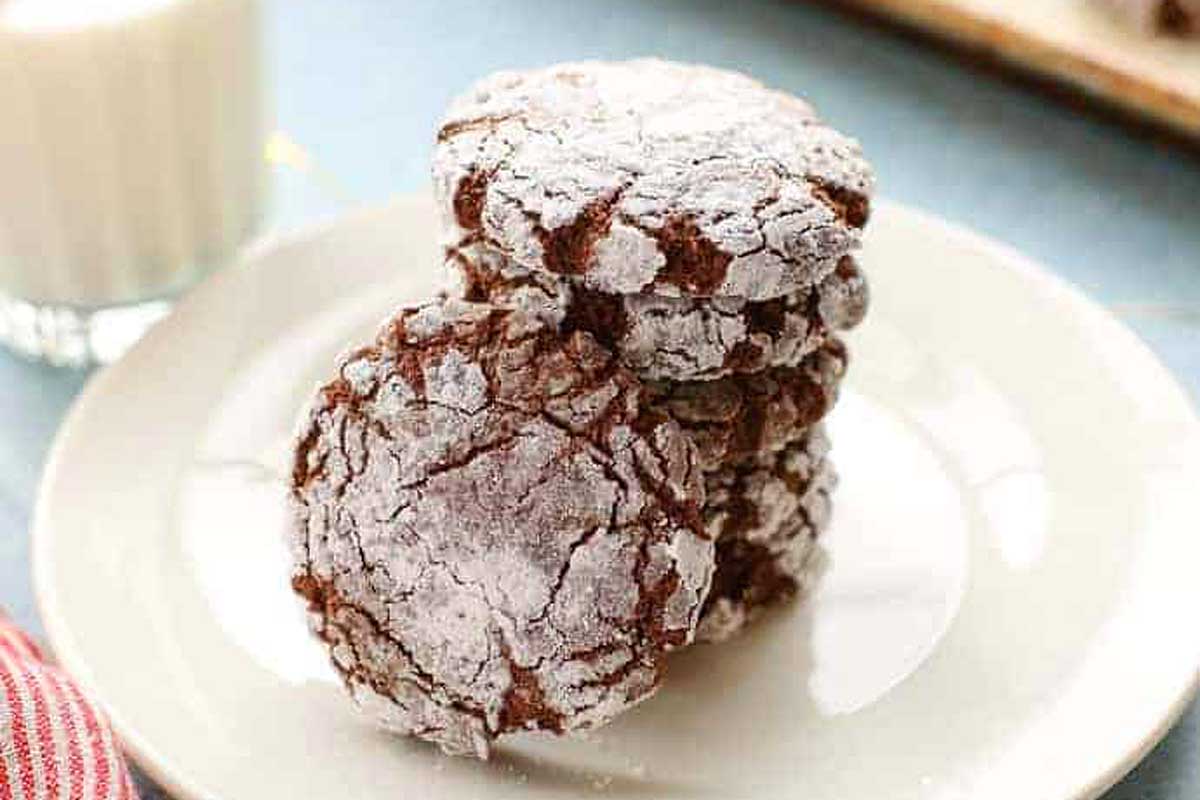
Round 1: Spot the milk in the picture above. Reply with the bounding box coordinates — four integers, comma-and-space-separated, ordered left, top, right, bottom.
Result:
0, 0, 265, 309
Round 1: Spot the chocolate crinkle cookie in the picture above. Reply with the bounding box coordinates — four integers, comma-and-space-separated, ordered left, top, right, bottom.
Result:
450, 244, 868, 383
289, 298, 714, 758
646, 338, 847, 471
697, 427, 836, 644
435, 59, 874, 301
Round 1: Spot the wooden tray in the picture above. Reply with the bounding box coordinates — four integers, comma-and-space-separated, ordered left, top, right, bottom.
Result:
837, 0, 1200, 138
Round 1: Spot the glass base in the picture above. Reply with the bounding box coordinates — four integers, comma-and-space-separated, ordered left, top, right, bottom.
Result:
0, 294, 172, 368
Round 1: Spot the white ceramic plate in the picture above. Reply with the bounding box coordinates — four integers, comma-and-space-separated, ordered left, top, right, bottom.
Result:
34, 196, 1200, 800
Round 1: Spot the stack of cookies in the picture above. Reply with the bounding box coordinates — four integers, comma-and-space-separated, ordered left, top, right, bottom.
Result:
290, 59, 873, 759
433, 60, 873, 643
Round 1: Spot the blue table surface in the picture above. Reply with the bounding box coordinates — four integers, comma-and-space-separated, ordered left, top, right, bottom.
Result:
1, 1, 1197, 797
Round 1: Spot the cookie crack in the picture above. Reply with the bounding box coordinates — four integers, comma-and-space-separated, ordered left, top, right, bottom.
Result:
526, 517, 609, 627
293, 574, 492, 729
806, 177, 869, 229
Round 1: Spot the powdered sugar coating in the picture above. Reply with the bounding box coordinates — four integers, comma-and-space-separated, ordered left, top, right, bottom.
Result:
697, 427, 835, 643
290, 299, 713, 758
445, 245, 573, 327
450, 243, 868, 383
435, 59, 874, 301
705, 427, 835, 547
647, 338, 847, 470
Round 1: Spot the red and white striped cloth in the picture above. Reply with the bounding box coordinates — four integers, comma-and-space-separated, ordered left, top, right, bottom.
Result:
0, 614, 138, 800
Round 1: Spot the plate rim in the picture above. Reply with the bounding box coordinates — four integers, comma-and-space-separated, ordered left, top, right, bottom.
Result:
32, 201, 414, 800
31, 197, 1200, 800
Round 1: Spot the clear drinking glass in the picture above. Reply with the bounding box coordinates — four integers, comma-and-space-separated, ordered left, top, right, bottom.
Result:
0, 0, 266, 366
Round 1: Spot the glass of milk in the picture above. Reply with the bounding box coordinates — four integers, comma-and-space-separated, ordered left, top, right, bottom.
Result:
0, 0, 266, 366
